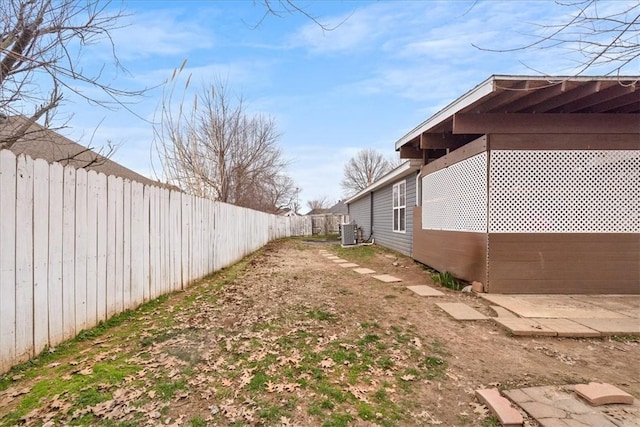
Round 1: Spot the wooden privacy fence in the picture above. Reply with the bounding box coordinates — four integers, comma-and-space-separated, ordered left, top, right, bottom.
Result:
0, 150, 311, 373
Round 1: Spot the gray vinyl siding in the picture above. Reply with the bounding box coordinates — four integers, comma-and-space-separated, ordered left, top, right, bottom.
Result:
347, 195, 372, 240
372, 174, 416, 256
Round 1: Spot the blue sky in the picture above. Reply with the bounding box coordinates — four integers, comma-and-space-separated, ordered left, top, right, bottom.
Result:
56, 0, 637, 207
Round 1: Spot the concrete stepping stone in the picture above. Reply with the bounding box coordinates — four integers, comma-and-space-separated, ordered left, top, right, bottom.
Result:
353, 268, 376, 274
534, 318, 601, 338
338, 263, 359, 268
574, 382, 635, 406
372, 274, 402, 283
406, 285, 444, 297
493, 318, 557, 336
569, 317, 640, 336
326, 255, 340, 260
332, 259, 349, 263
490, 306, 518, 318
475, 388, 524, 426
436, 302, 488, 320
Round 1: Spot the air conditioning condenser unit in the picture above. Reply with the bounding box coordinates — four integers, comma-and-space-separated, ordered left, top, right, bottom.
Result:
341, 223, 357, 246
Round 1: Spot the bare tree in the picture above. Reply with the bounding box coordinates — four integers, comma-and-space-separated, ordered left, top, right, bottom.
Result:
153, 74, 297, 213
0, 0, 147, 151
475, 0, 640, 75
306, 196, 331, 212
341, 149, 395, 196
252, 0, 351, 31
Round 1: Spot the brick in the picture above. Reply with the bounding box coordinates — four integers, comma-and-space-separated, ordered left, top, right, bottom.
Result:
574, 382, 635, 406
475, 388, 524, 426
471, 281, 484, 293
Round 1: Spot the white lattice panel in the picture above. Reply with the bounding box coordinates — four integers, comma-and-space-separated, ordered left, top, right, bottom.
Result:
422, 153, 487, 232
489, 150, 640, 233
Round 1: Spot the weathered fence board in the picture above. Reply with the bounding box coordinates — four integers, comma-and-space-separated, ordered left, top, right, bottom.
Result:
0, 150, 16, 373
75, 168, 88, 333
33, 159, 50, 355
48, 162, 64, 347
0, 149, 311, 373
15, 155, 34, 363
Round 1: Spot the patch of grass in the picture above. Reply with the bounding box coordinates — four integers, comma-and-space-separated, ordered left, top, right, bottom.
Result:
258, 403, 285, 422
357, 402, 376, 420
308, 309, 337, 322
322, 412, 355, 427
419, 356, 447, 380
610, 334, 640, 343
360, 321, 379, 329
481, 415, 500, 426
357, 334, 380, 346
332, 244, 376, 263
314, 381, 347, 403
154, 379, 187, 400
189, 416, 207, 427
248, 371, 269, 391
430, 271, 466, 291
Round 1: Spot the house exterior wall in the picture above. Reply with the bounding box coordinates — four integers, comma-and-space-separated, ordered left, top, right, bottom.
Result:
413, 207, 488, 283
485, 137, 639, 294
372, 174, 416, 256
415, 133, 639, 294
347, 195, 371, 241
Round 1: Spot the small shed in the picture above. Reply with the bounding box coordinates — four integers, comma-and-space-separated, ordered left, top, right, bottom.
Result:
344, 160, 421, 256
395, 75, 639, 294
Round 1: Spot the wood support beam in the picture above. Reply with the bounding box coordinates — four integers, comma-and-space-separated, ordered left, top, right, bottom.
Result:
399, 145, 422, 159
419, 132, 477, 149
453, 113, 639, 134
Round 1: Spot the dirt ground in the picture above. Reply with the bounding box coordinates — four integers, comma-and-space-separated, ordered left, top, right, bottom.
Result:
1, 238, 638, 426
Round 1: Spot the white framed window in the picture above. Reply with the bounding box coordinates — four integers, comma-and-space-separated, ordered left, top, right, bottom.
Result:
393, 180, 406, 233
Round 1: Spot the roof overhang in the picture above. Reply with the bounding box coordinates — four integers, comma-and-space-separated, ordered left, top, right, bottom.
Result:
344, 159, 422, 205
395, 74, 640, 152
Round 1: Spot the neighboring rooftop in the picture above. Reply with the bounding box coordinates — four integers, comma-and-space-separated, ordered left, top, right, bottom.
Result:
0, 115, 170, 189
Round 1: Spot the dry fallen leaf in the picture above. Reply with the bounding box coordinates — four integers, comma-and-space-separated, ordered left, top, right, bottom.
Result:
320, 358, 335, 369
400, 374, 416, 381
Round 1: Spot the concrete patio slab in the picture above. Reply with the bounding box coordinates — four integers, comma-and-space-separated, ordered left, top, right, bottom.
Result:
493, 318, 557, 336
534, 318, 601, 338
570, 295, 640, 319
338, 263, 359, 268
570, 318, 640, 336
490, 306, 518, 318
479, 294, 631, 319
437, 302, 488, 320
372, 274, 402, 283
353, 268, 376, 275
406, 285, 444, 297
504, 385, 640, 427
